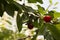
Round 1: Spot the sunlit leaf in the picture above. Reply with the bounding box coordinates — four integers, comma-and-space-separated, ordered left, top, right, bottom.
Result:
55, 24, 60, 31
49, 0, 52, 4
54, 11, 60, 18
54, 2, 59, 6
38, 5, 45, 15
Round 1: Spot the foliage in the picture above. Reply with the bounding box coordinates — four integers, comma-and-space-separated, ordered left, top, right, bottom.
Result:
0, 0, 60, 40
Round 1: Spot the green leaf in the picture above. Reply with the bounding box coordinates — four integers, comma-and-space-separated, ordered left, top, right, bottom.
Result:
16, 13, 22, 32
37, 0, 43, 4
22, 5, 35, 12
44, 31, 54, 40
33, 19, 39, 27
49, 0, 52, 4
48, 11, 54, 19
0, 3, 4, 17
28, 0, 37, 3
55, 24, 60, 31
13, 1, 35, 12
5, 1, 22, 17
16, 11, 29, 32
21, 5, 30, 12
10, 3, 19, 11
39, 23, 47, 35
0, 11, 3, 17
31, 29, 39, 40
28, 0, 43, 4
13, 1, 22, 11
5, 0, 14, 4
32, 22, 46, 40
54, 12, 60, 18
54, 2, 59, 6
5, 4, 14, 17
38, 5, 45, 15
47, 23, 60, 40
5, 20, 12, 25
32, 15, 39, 27
27, 6, 35, 12
21, 12, 29, 23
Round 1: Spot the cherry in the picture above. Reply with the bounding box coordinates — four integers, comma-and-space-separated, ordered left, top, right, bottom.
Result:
27, 23, 33, 29
43, 15, 51, 22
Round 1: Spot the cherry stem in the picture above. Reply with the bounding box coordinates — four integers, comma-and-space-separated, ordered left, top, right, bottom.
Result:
45, 4, 51, 14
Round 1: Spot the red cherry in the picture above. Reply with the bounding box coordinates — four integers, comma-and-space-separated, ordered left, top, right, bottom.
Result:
43, 15, 51, 22
28, 23, 33, 29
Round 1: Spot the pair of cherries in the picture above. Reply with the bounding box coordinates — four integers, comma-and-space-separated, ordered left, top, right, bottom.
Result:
28, 15, 51, 29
